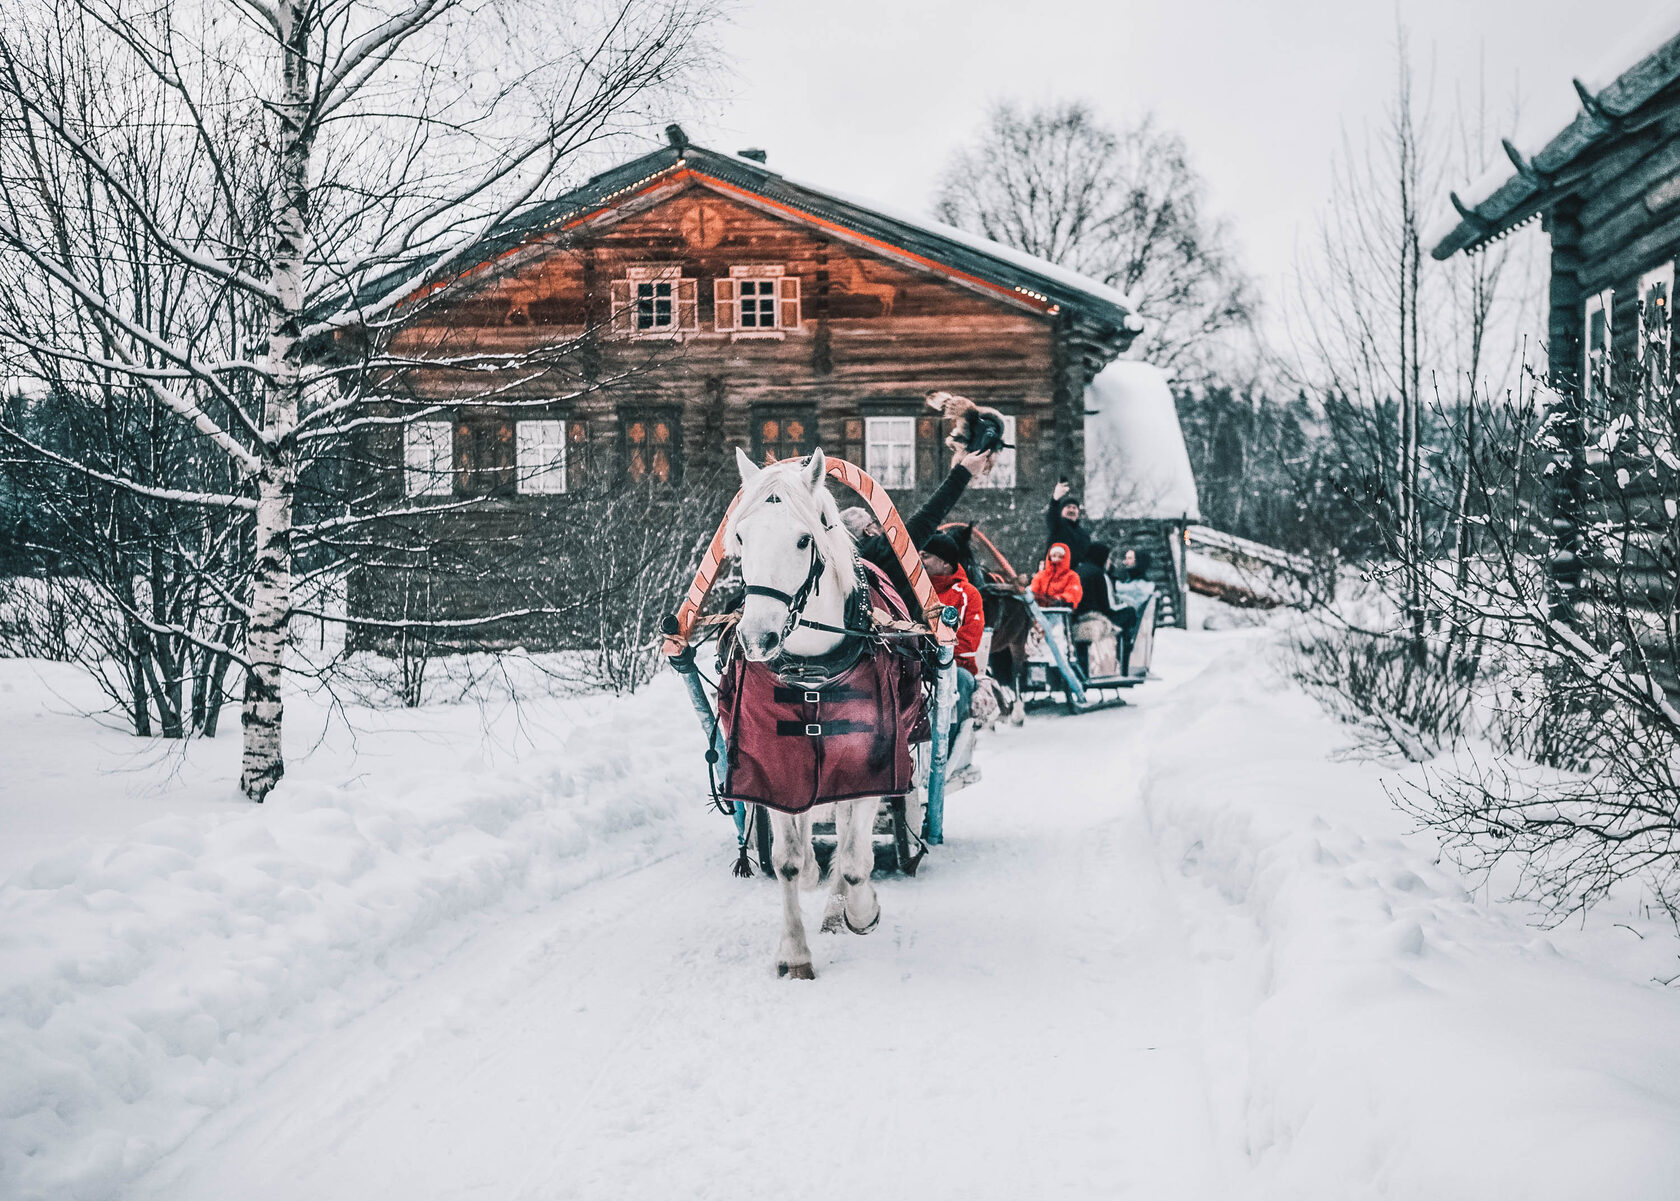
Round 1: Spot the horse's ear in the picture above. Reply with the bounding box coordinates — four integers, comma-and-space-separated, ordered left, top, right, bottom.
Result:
734, 447, 761, 484
803, 447, 827, 493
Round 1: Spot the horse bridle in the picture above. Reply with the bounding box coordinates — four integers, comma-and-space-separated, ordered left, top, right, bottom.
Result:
742, 541, 829, 645
742, 542, 871, 647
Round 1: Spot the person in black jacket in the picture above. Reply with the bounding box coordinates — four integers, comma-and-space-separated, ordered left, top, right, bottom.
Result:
1046, 480, 1092, 564
842, 447, 996, 612
1073, 543, 1115, 620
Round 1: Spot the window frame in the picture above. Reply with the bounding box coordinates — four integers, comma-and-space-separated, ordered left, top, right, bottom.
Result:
620, 408, 683, 485
715, 265, 800, 339
863, 415, 917, 490
1584, 288, 1613, 419
610, 264, 699, 340
516, 418, 568, 495
455, 418, 517, 499
751, 407, 817, 466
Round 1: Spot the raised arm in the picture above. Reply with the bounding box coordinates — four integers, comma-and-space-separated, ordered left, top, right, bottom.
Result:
904, 448, 993, 547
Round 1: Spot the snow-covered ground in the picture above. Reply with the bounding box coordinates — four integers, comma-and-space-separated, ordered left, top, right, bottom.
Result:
3, 604, 1679, 1200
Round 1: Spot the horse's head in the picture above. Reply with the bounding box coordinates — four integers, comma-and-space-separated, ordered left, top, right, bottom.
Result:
727, 447, 852, 663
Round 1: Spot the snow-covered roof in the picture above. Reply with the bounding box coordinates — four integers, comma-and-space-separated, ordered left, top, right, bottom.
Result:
1429, 13, 1680, 259
1082, 361, 1200, 522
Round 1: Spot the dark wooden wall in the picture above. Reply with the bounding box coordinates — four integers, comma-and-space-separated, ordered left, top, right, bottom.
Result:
1540, 81, 1680, 670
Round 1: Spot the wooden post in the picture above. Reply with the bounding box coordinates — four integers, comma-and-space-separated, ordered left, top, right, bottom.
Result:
1546, 198, 1588, 627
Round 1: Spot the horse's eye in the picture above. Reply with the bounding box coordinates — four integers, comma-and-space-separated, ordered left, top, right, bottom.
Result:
796, 534, 812, 550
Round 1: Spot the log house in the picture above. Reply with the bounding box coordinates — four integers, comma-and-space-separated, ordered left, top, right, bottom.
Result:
344, 128, 1152, 647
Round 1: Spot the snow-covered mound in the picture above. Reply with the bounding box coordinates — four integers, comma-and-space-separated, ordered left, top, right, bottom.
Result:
1083, 360, 1200, 521
0, 668, 706, 1201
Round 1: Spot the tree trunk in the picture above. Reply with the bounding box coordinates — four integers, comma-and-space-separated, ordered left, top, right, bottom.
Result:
239, 0, 309, 801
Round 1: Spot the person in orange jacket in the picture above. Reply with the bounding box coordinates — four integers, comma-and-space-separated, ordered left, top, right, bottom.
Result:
1031, 542, 1083, 608
920, 532, 984, 676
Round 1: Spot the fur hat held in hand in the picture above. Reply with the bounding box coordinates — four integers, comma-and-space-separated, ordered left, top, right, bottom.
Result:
926, 391, 1012, 457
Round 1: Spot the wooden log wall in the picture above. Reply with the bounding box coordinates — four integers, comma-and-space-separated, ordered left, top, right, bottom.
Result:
1540, 82, 1680, 671
352, 184, 1097, 645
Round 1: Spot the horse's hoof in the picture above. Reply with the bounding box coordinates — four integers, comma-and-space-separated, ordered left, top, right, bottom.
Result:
843, 906, 881, 935
820, 911, 845, 935
778, 961, 816, 980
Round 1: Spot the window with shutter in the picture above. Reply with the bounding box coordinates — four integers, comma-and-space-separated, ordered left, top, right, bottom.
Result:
404, 421, 454, 497
864, 417, 915, 489
516, 419, 567, 494
616, 265, 691, 338
727, 265, 794, 338
970, 414, 1018, 489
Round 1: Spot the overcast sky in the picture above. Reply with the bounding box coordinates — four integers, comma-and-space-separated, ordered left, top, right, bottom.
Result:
675, 0, 1672, 337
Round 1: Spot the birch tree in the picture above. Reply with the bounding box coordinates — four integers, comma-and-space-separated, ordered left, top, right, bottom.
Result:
0, 0, 708, 797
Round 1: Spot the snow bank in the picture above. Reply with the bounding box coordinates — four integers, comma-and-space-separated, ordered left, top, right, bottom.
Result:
0, 673, 704, 1201
1083, 360, 1200, 521
1139, 644, 1680, 1198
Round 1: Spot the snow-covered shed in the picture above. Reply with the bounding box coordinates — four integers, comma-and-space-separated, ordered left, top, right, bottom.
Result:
1083, 361, 1200, 628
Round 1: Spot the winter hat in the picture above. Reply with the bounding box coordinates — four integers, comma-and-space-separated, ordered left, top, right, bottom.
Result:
1082, 542, 1111, 567
922, 531, 961, 569
839, 507, 876, 538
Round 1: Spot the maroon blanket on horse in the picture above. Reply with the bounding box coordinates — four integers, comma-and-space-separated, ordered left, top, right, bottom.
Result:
717, 564, 927, 814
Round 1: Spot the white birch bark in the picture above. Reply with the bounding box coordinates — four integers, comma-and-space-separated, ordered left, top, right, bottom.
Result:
241, 0, 310, 801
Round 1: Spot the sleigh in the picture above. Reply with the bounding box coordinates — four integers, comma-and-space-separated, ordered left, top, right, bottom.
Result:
940, 521, 1156, 715
663, 456, 961, 876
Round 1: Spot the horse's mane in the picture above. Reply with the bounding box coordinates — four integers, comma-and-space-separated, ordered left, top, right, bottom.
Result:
726, 457, 858, 579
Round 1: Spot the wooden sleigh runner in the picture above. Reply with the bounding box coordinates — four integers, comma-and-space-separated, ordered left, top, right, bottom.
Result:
663, 456, 961, 877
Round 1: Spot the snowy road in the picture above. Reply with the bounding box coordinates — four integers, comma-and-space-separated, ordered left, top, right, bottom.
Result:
132, 643, 1233, 1201
13, 618, 1680, 1201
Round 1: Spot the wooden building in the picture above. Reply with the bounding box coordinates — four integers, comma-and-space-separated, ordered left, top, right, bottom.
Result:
1430, 22, 1680, 639
346, 127, 1160, 646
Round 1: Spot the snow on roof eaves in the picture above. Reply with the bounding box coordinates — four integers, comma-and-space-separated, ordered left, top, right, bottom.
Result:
1429, 14, 1680, 260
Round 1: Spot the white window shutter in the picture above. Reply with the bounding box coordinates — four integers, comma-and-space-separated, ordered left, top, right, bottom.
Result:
778, 275, 801, 330
677, 278, 699, 331
609, 279, 633, 336
517, 419, 567, 494
713, 277, 736, 331
404, 420, 453, 497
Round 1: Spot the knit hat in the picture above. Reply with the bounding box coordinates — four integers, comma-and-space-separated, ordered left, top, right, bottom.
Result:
922, 531, 961, 568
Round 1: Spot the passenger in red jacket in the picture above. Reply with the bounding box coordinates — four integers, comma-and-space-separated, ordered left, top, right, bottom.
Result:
920, 532, 984, 676
1031, 542, 1084, 608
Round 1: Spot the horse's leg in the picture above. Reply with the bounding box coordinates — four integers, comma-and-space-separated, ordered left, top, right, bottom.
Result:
820, 802, 850, 935
836, 797, 881, 934
769, 809, 815, 979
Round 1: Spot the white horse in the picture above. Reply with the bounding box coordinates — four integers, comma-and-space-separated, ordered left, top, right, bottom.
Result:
729, 447, 885, 980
